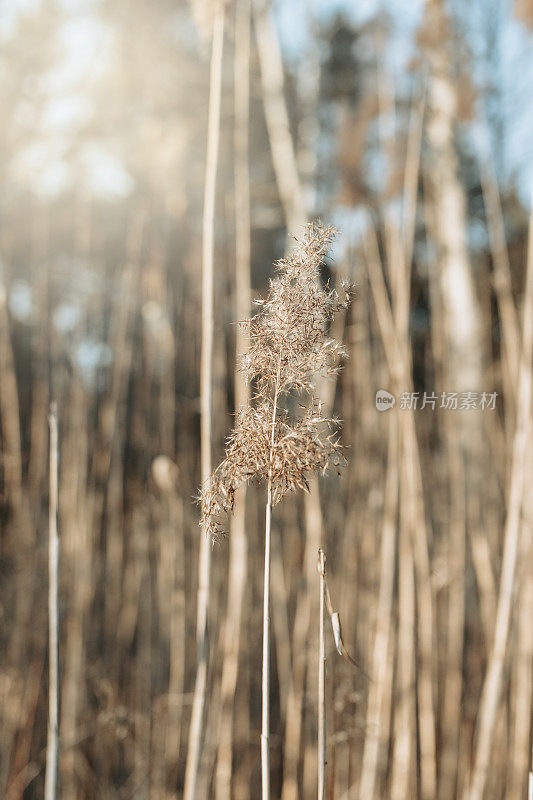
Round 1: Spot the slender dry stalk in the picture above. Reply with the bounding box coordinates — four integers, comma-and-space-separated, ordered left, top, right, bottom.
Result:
28, 211, 50, 514
355, 84, 424, 800
253, 2, 305, 232
147, 269, 183, 795
102, 262, 143, 665
58, 367, 90, 800
478, 147, 520, 407
301, 493, 324, 800
0, 264, 31, 701
465, 190, 533, 800
82, 206, 139, 795
134, 510, 151, 800
262, 387, 278, 800
201, 223, 351, 798
270, 521, 293, 724
45, 403, 59, 800
215, 2, 251, 794
529, 736, 533, 800
0, 219, 45, 798
398, 87, 437, 800
184, 4, 225, 798
363, 217, 436, 800
281, 476, 321, 800
255, 32, 337, 782
255, 13, 343, 793
439, 358, 467, 800
300, 314, 350, 800
424, 20, 488, 793
0, 271, 23, 518
165, 494, 186, 785
405, 423, 437, 800
391, 469, 417, 800
317, 549, 326, 800
101, 219, 146, 651
376, 37, 398, 276
358, 413, 399, 800
510, 452, 533, 800
509, 549, 533, 798
469, 522, 497, 649
423, 152, 470, 800
5, 656, 44, 800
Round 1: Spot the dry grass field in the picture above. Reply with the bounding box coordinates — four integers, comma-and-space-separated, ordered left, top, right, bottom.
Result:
0, 1, 532, 798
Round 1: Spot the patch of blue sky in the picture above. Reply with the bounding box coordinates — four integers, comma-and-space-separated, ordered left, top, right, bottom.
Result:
499, 16, 533, 203
331, 205, 370, 249
0, 0, 37, 39
468, 217, 490, 253
15, 4, 128, 197
11, 140, 69, 195
43, 12, 109, 131
57, 0, 95, 10
53, 301, 81, 334
5, 0, 533, 206
74, 338, 113, 387
277, 0, 533, 205
9, 280, 34, 323
78, 145, 134, 197
276, 0, 423, 73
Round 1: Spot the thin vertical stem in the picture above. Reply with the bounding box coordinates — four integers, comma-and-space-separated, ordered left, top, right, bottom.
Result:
215, 0, 251, 794
465, 185, 533, 800
45, 402, 59, 800
358, 413, 399, 800
262, 487, 273, 800
262, 359, 282, 800
317, 549, 326, 800
184, 5, 225, 799
529, 745, 533, 800
0, 274, 23, 518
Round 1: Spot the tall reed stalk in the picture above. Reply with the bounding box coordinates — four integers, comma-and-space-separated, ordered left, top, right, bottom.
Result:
215, 0, 251, 794
317, 549, 326, 800
201, 223, 351, 798
465, 184, 533, 800
261, 356, 281, 799
184, 4, 225, 798
45, 402, 59, 800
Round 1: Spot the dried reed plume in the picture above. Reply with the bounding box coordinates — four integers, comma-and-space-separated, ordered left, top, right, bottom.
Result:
200, 221, 351, 797
201, 222, 350, 540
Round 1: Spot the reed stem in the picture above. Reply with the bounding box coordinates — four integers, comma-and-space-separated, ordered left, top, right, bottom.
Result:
184, 5, 225, 798
262, 359, 282, 799
317, 549, 326, 800
45, 402, 59, 800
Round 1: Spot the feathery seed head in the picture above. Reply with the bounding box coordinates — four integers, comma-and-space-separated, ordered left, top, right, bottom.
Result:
200, 222, 352, 543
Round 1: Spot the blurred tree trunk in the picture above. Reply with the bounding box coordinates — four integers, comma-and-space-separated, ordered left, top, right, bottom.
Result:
424, 5, 484, 394
423, 3, 485, 797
